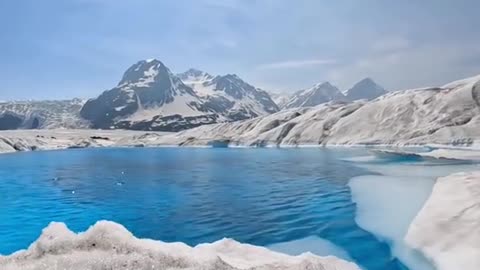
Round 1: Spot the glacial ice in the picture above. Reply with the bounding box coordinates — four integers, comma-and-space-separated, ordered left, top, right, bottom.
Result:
348, 155, 480, 270
349, 174, 436, 270
0, 221, 360, 270
268, 236, 353, 262
406, 172, 480, 270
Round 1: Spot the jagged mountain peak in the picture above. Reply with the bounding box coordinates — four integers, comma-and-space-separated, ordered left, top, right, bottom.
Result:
283, 81, 344, 109
346, 78, 386, 101
313, 81, 334, 88
178, 68, 214, 82
118, 59, 172, 87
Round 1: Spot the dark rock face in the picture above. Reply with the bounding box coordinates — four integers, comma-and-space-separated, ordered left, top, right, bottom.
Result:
0, 113, 23, 130
80, 59, 205, 130
80, 88, 139, 129
117, 114, 219, 132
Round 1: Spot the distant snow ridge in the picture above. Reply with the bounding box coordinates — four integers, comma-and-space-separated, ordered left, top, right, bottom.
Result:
0, 221, 360, 270
157, 74, 480, 147
345, 78, 387, 101
0, 99, 88, 130
268, 91, 291, 108
80, 60, 278, 131
280, 78, 385, 109
283, 82, 345, 109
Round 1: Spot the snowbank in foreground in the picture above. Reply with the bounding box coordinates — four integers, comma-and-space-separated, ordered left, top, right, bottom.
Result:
0, 221, 360, 270
406, 171, 480, 270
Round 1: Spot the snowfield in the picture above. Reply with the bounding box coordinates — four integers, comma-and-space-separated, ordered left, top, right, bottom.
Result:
0, 221, 360, 270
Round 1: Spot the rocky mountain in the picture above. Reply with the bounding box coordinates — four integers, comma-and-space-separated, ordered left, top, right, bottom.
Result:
80, 60, 279, 131
179, 69, 278, 120
268, 91, 291, 108
177, 68, 214, 82
0, 99, 88, 130
155, 74, 480, 147
283, 82, 345, 109
345, 78, 386, 101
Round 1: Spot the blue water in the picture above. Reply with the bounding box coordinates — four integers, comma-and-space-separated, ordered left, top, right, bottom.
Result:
0, 148, 414, 269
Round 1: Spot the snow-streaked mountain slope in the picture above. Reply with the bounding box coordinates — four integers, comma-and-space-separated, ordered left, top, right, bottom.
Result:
0, 99, 89, 130
179, 69, 279, 120
80, 60, 215, 131
81, 61, 279, 131
0, 220, 360, 270
177, 68, 214, 83
283, 82, 345, 109
155, 74, 480, 147
268, 91, 291, 108
345, 78, 387, 101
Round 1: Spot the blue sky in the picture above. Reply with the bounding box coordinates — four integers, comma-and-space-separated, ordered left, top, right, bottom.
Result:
1, 0, 480, 100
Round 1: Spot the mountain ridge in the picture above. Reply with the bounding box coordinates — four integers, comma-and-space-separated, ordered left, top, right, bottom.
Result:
80, 59, 278, 131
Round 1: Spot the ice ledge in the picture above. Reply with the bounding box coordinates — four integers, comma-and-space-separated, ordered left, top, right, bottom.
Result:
406, 171, 480, 270
0, 220, 360, 270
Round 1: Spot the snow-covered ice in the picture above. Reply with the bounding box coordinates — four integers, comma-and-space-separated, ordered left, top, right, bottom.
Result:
406, 171, 480, 270
348, 156, 480, 270
349, 174, 436, 270
268, 236, 353, 262
0, 221, 360, 270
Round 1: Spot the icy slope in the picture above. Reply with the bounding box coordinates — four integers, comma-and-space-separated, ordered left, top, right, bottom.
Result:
406, 171, 480, 270
0, 221, 360, 270
157, 74, 480, 147
0, 99, 88, 130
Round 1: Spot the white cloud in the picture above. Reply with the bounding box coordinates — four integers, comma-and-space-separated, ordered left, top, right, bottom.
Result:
326, 42, 480, 91
256, 59, 336, 70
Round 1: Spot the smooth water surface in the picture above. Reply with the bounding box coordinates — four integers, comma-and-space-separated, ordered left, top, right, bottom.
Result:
0, 147, 455, 270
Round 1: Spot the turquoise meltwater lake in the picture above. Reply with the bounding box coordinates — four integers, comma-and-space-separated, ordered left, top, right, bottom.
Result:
2, 147, 472, 269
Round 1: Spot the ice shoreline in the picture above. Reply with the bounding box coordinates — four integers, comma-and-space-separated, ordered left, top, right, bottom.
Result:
1, 129, 480, 161
0, 221, 360, 270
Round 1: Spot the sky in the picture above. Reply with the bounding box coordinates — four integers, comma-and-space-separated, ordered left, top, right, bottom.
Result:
1, 0, 480, 100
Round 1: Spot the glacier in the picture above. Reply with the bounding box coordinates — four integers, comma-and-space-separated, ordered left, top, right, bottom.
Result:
152, 74, 480, 147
